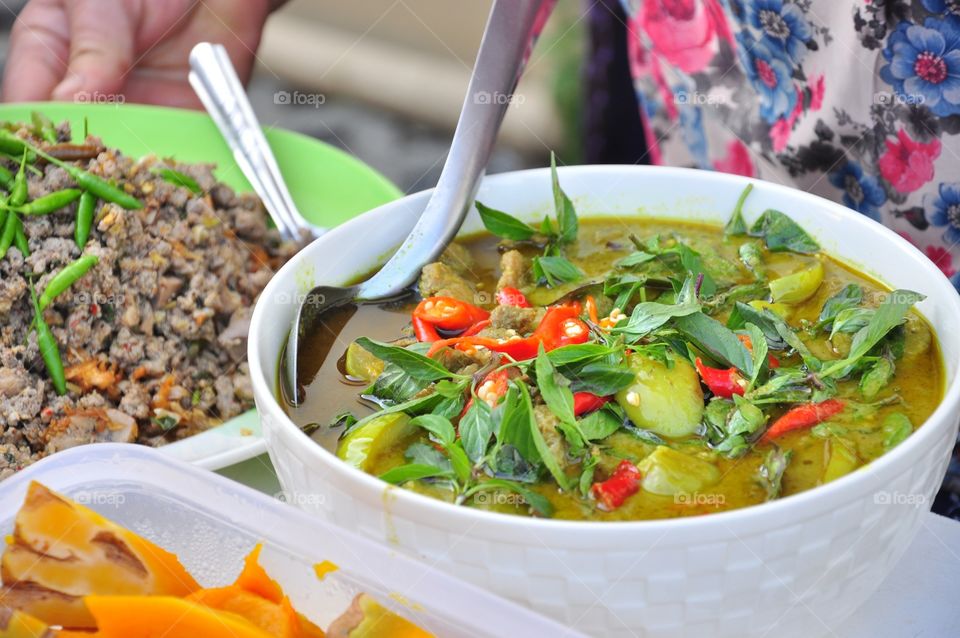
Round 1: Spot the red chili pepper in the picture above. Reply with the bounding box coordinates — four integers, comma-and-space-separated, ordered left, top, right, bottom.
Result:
413, 296, 489, 331
496, 287, 531, 307
427, 304, 589, 361
762, 399, 846, 441
573, 392, 608, 416
584, 295, 599, 324
412, 316, 441, 342
695, 358, 747, 398
461, 319, 491, 337
591, 460, 641, 511
459, 367, 510, 420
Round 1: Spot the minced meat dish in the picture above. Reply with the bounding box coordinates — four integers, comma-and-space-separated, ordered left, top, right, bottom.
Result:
0, 115, 298, 478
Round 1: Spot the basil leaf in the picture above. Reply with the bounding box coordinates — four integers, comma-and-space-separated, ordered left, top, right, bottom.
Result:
466, 478, 553, 517
728, 302, 788, 350
566, 362, 635, 396
860, 356, 895, 399
409, 414, 456, 447
546, 343, 615, 367
380, 463, 452, 484
578, 407, 621, 440
745, 322, 769, 390
151, 166, 202, 194
459, 398, 496, 462
711, 394, 767, 458
613, 300, 701, 341
533, 255, 583, 287
724, 183, 752, 236
535, 347, 576, 425
520, 382, 571, 490
497, 384, 537, 464
749, 209, 820, 254
881, 413, 913, 451
406, 441, 452, 469
821, 290, 924, 378
757, 447, 792, 500
738, 241, 766, 280
817, 284, 863, 329
551, 152, 578, 244
363, 362, 429, 406
447, 442, 473, 485
674, 311, 753, 376
676, 243, 717, 298
617, 250, 657, 268
774, 322, 822, 372
578, 454, 599, 497
829, 307, 874, 339
341, 392, 444, 439
355, 337, 455, 381
475, 201, 535, 241
491, 444, 539, 483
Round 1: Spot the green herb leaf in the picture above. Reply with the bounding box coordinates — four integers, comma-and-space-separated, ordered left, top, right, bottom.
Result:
745, 322, 769, 390
749, 209, 820, 254
724, 183, 752, 236
546, 343, 616, 367
821, 290, 924, 378
708, 394, 767, 458
738, 241, 766, 280
616, 250, 656, 268
497, 384, 537, 465
380, 463, 452, 484
475, 201, 536, 241
566, 362, 636, 396
728, 302, 788, 350
829, 307, 874, 339
532, 255, 583, 287
355, 337, 456, 381
520, 382, 571, 490
550, 152, 578, 244
465, 478, 553, 517
409, 414, 456, 447
674, 311, 753, 376
817, 284, 863, 329
578, 406, 621, 440
535, 347, 576, 425
881, 412, 913, 451
363, 362, 430, 406
757, 447, 792, 500
613, 300, 701, 341
859, 356, 895, 399
459, 398, 496, 463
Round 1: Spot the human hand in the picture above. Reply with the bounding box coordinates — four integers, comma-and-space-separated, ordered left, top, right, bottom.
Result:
3, 0, 277, 107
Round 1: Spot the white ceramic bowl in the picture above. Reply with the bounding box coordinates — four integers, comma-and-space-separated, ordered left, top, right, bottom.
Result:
249, 166, 960, 637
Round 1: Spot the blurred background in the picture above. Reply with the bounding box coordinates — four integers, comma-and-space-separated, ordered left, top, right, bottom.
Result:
0, 0, 600, 194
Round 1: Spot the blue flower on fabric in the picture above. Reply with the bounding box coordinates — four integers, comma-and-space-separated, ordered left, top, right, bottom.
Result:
880, 16, 960, 117
744, 0, 812, 64
922, 0, 960, 19
828, 162, 887, 221
736, 31, 797, 123
678, 102, 710, 169
924, 182, 960, 244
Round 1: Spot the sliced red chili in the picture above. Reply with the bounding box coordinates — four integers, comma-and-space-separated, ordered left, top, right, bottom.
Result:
496, 287, 531, 307
573, 392, 608, 416
762, 399, 846, 441
459, 367, 510, 420
461, 319, 491, 337
591, 460, 641, 511
412, 315, 441, 342
695, 358, 747, 398
584, 295, 599, 324
413, 296, 489, 331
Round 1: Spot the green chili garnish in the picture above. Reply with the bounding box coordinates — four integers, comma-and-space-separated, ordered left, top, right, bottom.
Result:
39, 254, 99, 310
14, 188, 83, 216
75, 191, 96, 248
10, 150, 28, 207
30, 282, 67, 396
31, 111, 58, 144
0, 207, 16, 259
13, 217, 29, 257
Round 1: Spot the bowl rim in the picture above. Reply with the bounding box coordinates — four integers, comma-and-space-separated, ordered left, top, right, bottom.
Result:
250, 164, 960, 533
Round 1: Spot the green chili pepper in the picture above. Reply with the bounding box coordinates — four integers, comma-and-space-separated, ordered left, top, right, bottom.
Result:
0, 207, 16, 259
30, 111, 57, 144
14, 188, 82, 216
75, 191, 96, 248
13, 217, 29, 257
151, 167, 202, 194
0, 130, 142, 210
0, 164, 13, 190
29, 283, 67, 395
39, 254, 99, 310
0, 132, 32, 159
10, 150, 28, 207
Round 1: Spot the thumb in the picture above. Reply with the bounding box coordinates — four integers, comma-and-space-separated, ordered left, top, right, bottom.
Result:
52, 0, 137, 101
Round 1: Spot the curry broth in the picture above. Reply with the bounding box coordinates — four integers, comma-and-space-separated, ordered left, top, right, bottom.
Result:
283, 218, 943, 521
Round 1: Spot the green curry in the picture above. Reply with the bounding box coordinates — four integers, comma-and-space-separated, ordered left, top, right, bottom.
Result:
284, 173, 942, 521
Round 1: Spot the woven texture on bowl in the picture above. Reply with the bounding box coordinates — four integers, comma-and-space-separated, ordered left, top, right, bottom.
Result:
260, 404, 957, 638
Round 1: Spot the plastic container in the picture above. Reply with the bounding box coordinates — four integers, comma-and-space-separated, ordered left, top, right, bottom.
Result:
0, 443, 580, 637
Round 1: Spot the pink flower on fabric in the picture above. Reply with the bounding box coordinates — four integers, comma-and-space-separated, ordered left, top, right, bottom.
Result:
769, 86, 804, 152
925, 245, 957, 277
639, 0, 724, 74
878, 128, 941, 194
809, 75, 825, 111
714, 139, 755, 177
627, 14, 678, 122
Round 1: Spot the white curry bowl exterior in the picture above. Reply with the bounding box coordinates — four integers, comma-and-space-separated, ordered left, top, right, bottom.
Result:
249, 166, 960, 637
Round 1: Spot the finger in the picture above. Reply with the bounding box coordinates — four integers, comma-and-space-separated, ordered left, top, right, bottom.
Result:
2, 0, 71, 102
52, 0, 136, 101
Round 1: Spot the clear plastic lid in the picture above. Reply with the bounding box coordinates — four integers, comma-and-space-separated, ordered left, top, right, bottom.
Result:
0, 443, 581, 637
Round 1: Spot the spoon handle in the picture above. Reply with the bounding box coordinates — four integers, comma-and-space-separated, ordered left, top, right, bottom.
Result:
357, 0, 554, 300
188, 43, 319, 242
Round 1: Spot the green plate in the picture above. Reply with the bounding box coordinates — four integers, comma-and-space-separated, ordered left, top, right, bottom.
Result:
0, 102, 402, 470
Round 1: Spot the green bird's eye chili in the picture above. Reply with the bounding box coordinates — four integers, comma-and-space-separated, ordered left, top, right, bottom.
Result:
38, 254, 99, 310
10, 150, 29, 207
75, 191, 96, 248
13, 216, 29, 257
0, 164, 13, 190
30, 111, 57, 144
15, 188, 82, 216
0, 207, 17, 259
29, 283, 66, 396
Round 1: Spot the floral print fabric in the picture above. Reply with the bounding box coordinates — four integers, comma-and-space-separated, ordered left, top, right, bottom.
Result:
620, 0, 960, 288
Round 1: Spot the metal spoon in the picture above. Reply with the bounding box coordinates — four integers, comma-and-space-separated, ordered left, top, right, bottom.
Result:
283, 0, 553, 404
188, 42, 321, 242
